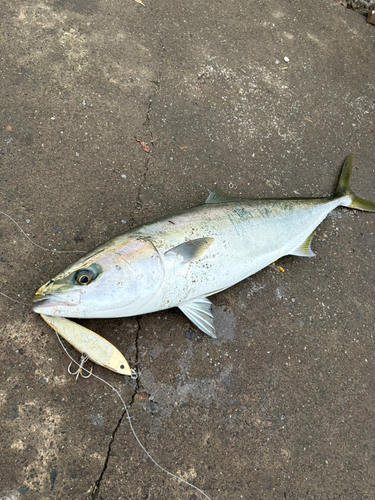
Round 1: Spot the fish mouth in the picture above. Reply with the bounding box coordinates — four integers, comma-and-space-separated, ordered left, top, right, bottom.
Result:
32, 296, 66, 312
32, 292, 81, 313
32, 295, 49, 304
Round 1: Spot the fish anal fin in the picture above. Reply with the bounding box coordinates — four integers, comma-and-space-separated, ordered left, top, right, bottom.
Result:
289, 232, 316, 257
179, 297, 216, 338
164, 237, 214, 261
204, 186, 243, 204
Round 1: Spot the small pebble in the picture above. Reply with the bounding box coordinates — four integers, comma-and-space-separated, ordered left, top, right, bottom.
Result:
284, 56, 289, 63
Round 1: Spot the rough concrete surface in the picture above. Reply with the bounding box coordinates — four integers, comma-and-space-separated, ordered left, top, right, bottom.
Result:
0, 0, 374, 499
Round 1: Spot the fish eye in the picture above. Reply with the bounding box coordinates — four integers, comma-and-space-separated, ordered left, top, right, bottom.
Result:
75, 269, 95, 285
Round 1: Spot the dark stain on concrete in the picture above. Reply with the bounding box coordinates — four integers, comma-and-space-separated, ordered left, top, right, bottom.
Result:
50, 469, 58, 490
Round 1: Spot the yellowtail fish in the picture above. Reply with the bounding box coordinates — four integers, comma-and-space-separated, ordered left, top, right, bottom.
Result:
33, 155, 375, 338
41, 314, 131, 376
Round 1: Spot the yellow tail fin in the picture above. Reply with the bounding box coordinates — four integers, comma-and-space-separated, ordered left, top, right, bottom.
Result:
335, 154, 375, 212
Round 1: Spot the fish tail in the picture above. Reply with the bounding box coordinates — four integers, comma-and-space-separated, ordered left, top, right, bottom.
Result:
335, 154, 375, 212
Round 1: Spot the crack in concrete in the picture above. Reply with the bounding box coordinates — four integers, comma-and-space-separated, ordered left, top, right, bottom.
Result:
89, 320, 141, 500
89, 408, 127, 500
129, 317, 142, 406
135, 46, 165, 211
135, 154, 151, 211
89, 32, 165, 500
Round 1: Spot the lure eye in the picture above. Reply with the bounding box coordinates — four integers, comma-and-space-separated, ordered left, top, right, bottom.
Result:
75, 269, 95, 285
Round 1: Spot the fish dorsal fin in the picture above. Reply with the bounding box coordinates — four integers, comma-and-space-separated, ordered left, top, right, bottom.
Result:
289, 232, 316, 257
179, 297, 216, 338
204, 186, 241, 204
164, 237, 214, 261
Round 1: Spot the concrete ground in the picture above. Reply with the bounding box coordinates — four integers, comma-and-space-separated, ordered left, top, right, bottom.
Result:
1, 0, 374, 499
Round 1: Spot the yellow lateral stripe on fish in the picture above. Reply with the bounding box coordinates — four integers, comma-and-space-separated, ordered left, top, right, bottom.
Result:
40, 314, 131, 376
33, 155, 375, 338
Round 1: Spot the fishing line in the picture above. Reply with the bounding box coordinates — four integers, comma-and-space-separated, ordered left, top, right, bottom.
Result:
55, 331, 213, 500
0, 290, 28, 305
0, 210, 86, 254
0, 209, 86, 305
2, 208, 213, 497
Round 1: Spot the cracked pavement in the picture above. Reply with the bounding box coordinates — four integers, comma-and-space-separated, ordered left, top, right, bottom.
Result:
90, 319, 141, 500
1, 0, 375, 499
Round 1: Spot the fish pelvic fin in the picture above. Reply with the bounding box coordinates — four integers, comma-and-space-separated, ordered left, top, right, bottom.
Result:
179, 297, 216, 338
336, 154, 375, 212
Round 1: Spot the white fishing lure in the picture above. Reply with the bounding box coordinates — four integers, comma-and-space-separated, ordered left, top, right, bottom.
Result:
41, 314, 131, 376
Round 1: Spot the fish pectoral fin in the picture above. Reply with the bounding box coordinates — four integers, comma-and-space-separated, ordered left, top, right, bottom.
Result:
289, 232, 316, 257
179, 297, 216, 338
204, 186, 242, 204
164, 237, 214, 261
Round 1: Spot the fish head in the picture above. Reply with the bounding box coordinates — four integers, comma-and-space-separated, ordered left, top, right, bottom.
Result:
32, 236, 164, 318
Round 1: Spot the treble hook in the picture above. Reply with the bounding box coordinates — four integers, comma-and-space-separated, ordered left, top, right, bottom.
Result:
68, 354, 93, 380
